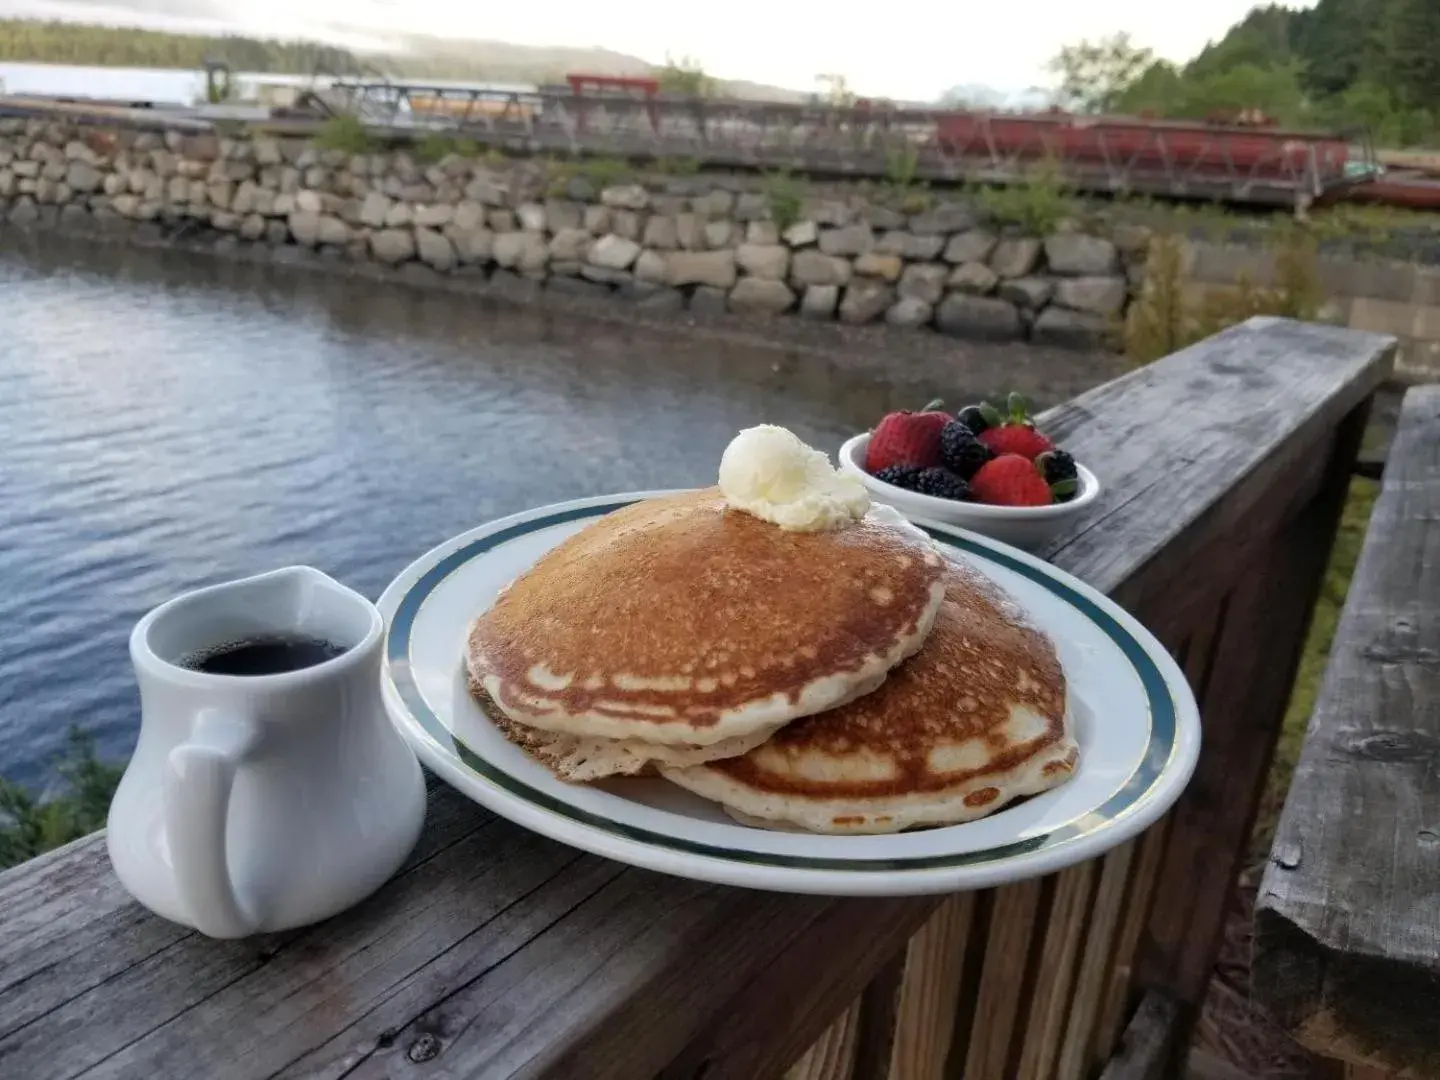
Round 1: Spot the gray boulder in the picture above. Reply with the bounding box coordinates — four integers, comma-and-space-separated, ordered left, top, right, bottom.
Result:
1044, 234, 1119, 275
728, 278, 796, 315
934, 294, 1023, 341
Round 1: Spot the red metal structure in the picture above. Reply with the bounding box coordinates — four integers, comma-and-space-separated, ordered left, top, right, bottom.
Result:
564, 73, 661, 134
13, 68, 1439, 211
931, 111, 1355, 203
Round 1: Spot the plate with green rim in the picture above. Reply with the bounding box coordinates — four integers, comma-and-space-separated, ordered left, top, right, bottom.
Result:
377, 491, 1201, 896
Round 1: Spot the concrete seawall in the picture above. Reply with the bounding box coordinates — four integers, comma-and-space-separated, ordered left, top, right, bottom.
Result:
1181, 241, 1440, 381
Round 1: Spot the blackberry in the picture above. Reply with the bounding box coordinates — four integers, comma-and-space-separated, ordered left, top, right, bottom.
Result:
1037, 450, 1079, 502
914, 467, 971, 502
873, 464, 925, 491
939, 420, 994, 479
955, 405, 989, 434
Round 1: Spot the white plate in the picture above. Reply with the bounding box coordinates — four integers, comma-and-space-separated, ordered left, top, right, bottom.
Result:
377, 492, 1201, 896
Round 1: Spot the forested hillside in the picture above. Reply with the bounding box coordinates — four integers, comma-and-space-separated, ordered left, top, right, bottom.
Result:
1054, 0, 1440, 146
0, 18, 366, 75
0, 19, 802, 101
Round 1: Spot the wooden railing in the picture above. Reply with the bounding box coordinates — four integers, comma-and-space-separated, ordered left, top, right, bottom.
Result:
1253, 384, 1440, 1080
0, 316, 1394, 1080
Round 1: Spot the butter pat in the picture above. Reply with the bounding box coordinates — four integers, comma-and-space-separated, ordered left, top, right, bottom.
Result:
718, 425, 870, 532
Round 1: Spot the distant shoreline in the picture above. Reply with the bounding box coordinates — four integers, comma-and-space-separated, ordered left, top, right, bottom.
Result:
0, 16, 807, 101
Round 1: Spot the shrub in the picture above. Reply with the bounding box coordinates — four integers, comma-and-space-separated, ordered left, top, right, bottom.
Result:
1122, 228, 1322, 366
762, 169, 805, 230
884, 142, 920, 190
652, 155, 702, 176
0, 727, 123, 870
580, 155, 633, 187
970, 163, 1075, 236
314, 114, 377, 154
412, 132, 482, 164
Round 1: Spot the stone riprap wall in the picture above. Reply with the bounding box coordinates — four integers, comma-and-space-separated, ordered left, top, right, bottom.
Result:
0, 119, 1146, 348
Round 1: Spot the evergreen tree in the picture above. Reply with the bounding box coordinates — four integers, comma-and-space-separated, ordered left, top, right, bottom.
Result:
1385, 0, 1440, 110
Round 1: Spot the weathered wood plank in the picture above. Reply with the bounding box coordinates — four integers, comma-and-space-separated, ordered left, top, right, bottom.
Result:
1253, 384, 1440, 1078
959, 877, 1044, 1079
0, 318, 1394, 1080
1185, 1048, 1268, 1080
786, 998, 862, 1080
643, 896, 927, 1080
1137, 398, 1375, 1010
1040, 317, 1393, 638
886, 894, 976, 1080
1096, 991, 1183, 1080
850, 949, 908, 1080
1013, 863, 1099, 1080
1055, 841, 1139, 1080
1094, 820, 1172, 1059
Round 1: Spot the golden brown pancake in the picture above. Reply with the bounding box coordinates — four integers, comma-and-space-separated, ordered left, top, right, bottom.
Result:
467, 674, 775, 782
467, 488, 947, 748
660, 556, 1078, 833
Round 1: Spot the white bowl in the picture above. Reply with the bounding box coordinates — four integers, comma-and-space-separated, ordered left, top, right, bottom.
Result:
838, 431, 1101, 552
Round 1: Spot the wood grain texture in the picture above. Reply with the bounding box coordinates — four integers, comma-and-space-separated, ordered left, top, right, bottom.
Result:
1055, 841, 1139, 1080
1095, 820, 1172, 1059
886, 894, 976, 1080
1013, 863, 1100, 1080
1253, 385, 1440, 1079
851, 949, 908, 1080
1185, 1048, 1268, 1080
1138, 399, 1376, 1010
786, 999, 862, 1080
1096, 991, 1182, 1080
959, 878, 1045, 1080
0, 317, 1394, 1080
1040, 317, 1392, 639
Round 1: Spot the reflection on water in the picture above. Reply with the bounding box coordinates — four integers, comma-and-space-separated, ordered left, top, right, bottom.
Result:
0, 238, 896, 786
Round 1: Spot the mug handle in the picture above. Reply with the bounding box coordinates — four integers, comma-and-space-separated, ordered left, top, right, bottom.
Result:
163, 708, 263, 939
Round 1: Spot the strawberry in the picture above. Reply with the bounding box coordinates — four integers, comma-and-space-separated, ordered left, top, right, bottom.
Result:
970, 454, 1055, 507
865, 399, 951, 472
976, 392, 1055, 461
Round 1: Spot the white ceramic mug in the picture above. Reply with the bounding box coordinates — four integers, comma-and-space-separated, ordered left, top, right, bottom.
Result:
107, 566, 426, 939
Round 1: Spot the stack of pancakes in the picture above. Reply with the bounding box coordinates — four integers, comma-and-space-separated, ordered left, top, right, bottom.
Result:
466, 488, 1078, 834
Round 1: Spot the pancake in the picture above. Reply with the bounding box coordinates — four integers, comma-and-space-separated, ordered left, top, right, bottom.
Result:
659, 556, 1078, 834
468, 488, 947, 748
467, 674, 776, 782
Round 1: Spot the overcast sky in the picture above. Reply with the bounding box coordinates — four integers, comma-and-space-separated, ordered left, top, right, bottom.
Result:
13, 1, 1317, 101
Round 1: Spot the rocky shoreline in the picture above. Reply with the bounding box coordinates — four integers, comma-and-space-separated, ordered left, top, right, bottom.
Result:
0, 118, 1148, 349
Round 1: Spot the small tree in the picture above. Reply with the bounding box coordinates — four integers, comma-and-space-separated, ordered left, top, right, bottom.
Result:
1048, 33, 1154, 114
815, 73, 856, 107
658, 53, 715, 98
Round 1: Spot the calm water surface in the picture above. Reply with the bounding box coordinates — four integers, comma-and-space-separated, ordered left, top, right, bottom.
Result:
0, 240, 885, 787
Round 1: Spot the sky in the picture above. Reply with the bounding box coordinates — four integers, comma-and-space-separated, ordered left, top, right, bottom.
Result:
12, 0, 1317, 102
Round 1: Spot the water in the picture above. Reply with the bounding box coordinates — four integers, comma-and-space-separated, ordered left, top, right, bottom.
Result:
0, 60, 535, 106
0, 239, 884, 788
0, 60, 242, 105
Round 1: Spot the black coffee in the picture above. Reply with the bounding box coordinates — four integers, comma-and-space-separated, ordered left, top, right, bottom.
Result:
179, 635, 347, 676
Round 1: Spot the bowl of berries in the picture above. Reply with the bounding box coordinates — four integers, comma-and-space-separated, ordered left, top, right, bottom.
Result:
838, 394, 1100, 551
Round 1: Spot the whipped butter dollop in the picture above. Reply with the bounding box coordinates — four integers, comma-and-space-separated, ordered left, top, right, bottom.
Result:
718, 424, 870, 532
